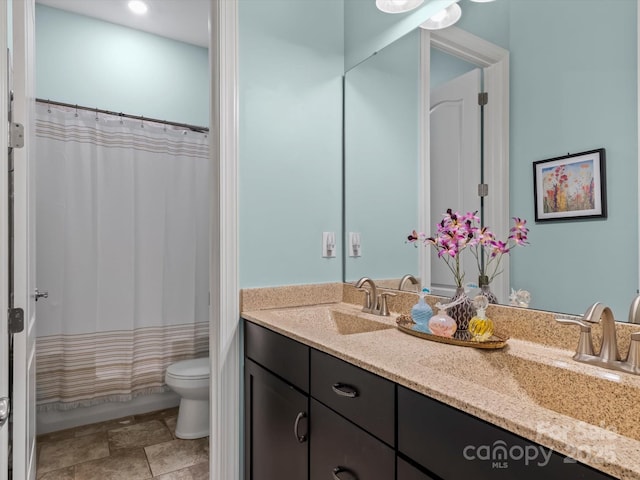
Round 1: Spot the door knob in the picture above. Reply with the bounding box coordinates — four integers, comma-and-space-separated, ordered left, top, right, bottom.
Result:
0, 397, 10, 427
35, 288, 49, 301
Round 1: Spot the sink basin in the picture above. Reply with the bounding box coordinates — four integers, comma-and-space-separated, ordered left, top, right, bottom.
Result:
419, 347, 640, 441
329, 310, 394, 335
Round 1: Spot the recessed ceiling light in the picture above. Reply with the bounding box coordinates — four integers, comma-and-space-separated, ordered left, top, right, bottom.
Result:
128, 0, 148, 15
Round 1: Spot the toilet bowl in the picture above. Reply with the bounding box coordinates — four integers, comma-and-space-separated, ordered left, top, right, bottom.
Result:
165, 357, 210, 439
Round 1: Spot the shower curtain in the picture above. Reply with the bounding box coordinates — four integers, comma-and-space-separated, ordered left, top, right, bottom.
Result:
34, 103, 210, 411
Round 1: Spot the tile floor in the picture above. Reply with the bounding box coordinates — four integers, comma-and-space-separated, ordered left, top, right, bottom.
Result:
36, 407, 209, 480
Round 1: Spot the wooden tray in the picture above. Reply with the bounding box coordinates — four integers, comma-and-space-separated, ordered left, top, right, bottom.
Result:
396, 315, 508, 350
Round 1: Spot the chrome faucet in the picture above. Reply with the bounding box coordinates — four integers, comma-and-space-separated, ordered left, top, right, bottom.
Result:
556, 302, 640, 375
354, 277, 396, 316
628, 294, 640, 324
398, 274, 419, 292
355, 277, 377, 313
583, 303, 620, 362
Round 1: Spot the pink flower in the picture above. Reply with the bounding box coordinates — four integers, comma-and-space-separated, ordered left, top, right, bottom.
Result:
407, 210, 529, 288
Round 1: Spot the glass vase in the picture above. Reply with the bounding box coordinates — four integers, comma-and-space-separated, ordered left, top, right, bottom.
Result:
449, 287, 475, 331
478, 275, 498, 304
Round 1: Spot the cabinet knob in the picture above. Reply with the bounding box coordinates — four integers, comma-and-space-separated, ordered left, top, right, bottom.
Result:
331, 383, 359, 398
333, 466, 358, 480
293, 411, 307, 443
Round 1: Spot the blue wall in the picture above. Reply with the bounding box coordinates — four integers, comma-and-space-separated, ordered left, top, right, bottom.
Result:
238, 0, 344, 287
35, 5, 209, 126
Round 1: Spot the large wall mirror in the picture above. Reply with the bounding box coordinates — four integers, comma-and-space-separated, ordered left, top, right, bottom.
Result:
344, 0, 639, 320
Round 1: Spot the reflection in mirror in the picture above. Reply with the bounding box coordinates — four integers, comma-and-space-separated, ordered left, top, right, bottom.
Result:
344, 29, 421, 290
344, 0, 639, 320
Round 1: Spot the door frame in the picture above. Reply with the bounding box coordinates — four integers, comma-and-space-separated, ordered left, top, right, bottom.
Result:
419, 27, 510, 302
210, 0, 240, 479
0, 3, 11, 479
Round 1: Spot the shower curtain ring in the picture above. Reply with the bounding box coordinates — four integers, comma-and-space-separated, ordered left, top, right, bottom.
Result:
95, 107, 99, 122
47, 99, 51, 113
141, 116, 144, 128
74, 105, 78, 117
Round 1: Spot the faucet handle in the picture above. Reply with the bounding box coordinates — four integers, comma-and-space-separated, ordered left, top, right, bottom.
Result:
556, 315, 594, 359
624, 331, 640, 373
378, 292, 397, 316
555, 315, 591, 331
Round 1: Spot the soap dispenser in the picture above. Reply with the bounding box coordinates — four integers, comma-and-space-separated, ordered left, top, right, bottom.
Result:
411, 288, 433, 332
468, 295, 494, 341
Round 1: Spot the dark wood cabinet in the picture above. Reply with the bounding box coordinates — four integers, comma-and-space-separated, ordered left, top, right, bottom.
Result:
398, 385, 615, 480
244, 359, 309, 480
310, 399, 395, 480
311, 349, 395, 446
245, 320, 309, 392
243, 319, 616, 480
397, 457, 436, 480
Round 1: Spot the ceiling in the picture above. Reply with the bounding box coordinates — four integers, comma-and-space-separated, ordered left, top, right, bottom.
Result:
35, 0, 210, 48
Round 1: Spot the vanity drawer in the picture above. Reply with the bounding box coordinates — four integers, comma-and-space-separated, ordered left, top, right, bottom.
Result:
310, 349, 395, 446
310, 399, 394, 480
244, 320, 309, 393
398, 386, 615, 480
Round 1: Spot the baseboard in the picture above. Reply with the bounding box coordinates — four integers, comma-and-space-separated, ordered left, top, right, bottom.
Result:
36, 390, 181, 435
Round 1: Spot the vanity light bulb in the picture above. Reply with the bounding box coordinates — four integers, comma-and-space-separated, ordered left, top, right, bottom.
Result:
376, 0, 424, 14
128, 0, 148, 15
430, 9, 448, 23
418, 3, 462, 30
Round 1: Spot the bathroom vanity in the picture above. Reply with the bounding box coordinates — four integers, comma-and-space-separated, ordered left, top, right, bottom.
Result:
242, 305, 629, 480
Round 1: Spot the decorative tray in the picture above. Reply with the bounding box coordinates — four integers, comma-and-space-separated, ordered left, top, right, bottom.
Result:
396, 315, 508, 350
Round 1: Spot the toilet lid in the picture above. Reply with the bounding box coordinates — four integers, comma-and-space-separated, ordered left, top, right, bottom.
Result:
166, 357, 210, 380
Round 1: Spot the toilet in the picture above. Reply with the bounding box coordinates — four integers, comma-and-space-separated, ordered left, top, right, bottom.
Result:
165, 357, 210, 439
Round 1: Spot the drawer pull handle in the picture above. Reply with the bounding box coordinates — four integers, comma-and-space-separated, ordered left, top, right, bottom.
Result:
293, 411, 307, 443
333, 466, 357, 480
331, 383, 359, 398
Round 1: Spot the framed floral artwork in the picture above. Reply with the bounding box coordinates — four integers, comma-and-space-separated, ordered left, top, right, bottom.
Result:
533, 149, 607, 222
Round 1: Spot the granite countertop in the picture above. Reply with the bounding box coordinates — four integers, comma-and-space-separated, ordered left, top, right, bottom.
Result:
242, 301, 640, 480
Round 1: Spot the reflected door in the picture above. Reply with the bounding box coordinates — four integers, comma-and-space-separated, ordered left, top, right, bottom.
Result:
429, 68, 482, 297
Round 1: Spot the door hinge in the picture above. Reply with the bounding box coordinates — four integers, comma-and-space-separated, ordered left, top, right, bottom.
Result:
478, 184, 489, 197
8, 308, 24, 334
478, 92, 488, 106
9, 122, 25, 149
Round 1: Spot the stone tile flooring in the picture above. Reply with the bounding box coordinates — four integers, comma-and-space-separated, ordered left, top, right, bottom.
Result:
36, 407, 209, 480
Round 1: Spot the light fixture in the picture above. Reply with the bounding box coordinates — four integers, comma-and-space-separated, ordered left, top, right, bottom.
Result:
376, 0, 424, 14
419, 3, 462, 30
128, 0, 148, 15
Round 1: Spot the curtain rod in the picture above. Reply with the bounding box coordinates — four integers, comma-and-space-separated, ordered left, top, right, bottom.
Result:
36, 98, 209, 133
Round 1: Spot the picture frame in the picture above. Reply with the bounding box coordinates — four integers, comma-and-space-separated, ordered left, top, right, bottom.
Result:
533, 148, 607, 222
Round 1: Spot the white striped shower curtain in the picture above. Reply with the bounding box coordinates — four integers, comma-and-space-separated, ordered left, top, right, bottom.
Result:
34, 103, 210, 411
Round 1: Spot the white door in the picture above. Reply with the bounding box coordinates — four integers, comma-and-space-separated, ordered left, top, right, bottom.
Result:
10, 0, 37, 478
1, 3, 12, 479
429, 68, 482, 298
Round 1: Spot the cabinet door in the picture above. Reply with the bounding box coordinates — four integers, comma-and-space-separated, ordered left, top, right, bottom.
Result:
310, 399, 394, 480
245, 359, 309, 480
397, 457, 436, 480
